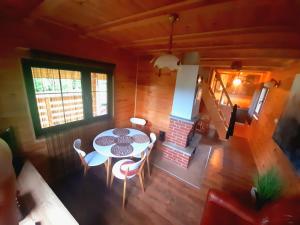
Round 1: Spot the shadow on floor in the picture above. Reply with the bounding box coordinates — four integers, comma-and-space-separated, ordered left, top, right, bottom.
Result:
51, 168, 116, 225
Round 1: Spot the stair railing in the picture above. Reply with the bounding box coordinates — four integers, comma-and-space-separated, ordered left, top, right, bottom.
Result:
208, 71, 237, 139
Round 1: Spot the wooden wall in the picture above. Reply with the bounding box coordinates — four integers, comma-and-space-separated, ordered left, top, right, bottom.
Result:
135, 55, 300, 196
0, 19, 137, 180
247, 61, 300, 195
135, 57, 177, 134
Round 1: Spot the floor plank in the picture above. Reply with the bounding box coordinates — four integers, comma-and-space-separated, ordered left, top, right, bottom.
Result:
51, 135, 257, 225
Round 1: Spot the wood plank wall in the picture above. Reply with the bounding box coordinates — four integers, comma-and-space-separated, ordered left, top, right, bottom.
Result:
135, 55, 300, 196
135, 57, 177, 134
0, 19, 137, 181
247, 61, 300, 195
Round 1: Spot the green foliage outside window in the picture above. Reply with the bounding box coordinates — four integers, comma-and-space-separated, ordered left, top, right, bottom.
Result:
33, 78, 82, 93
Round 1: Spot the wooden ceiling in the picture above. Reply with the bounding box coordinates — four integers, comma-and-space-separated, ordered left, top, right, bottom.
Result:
2, 0, 300, 70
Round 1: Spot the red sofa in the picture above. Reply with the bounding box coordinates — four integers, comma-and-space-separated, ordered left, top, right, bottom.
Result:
200, 189, 300, 225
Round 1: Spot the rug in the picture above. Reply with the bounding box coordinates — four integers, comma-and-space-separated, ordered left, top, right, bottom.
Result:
152, 144, 213, 189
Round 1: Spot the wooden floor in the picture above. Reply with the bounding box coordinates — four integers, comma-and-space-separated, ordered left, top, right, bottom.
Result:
52, 135, 257, 225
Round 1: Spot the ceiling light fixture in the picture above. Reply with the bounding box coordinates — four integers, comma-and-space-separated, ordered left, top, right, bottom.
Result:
233, 70, 242, 87
233, 77, 242, 86
153, 14, 179, 71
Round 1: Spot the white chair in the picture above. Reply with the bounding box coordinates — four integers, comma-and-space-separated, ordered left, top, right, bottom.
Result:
134, 132, 157, 176
130, 117, 147, 128
73, 139, 109, 180
110, 155, 146, 208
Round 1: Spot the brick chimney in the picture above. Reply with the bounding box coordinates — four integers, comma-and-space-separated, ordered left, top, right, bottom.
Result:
159, 65, 201, 168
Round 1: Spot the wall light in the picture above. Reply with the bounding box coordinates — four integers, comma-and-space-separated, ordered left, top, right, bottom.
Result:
264, 79, 281, 88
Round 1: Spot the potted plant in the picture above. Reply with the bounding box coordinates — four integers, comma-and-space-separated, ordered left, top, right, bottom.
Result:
251, 167, 283, 209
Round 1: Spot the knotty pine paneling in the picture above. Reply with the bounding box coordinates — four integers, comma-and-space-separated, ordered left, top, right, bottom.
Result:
247, 61, 300, 195
0, 19, 137, 181
135, 58, 176, 134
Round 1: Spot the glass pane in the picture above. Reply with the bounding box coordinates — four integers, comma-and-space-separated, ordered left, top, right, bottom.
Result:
91, 73, 108, 117
62, 93, 84, 123
60, 70, 84, 123
31, 67, 84, 128
60, 70, 82, 93
254, 88, 268, 114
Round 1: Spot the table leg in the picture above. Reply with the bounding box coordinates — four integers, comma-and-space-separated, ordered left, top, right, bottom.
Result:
106, 157, 111, 187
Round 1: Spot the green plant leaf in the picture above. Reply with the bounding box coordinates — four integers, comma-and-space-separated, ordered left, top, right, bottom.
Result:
254, 167, 283, 204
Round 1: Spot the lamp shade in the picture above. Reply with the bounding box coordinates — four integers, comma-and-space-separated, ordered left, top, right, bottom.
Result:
154, 54, 179, 70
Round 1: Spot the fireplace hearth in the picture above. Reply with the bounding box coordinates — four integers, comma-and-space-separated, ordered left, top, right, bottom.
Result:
159, 116, 200, 168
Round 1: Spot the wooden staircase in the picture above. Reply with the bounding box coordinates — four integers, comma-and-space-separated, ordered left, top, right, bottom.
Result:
201, 72, 237, 140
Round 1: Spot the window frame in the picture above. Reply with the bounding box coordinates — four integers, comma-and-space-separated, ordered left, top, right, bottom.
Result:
253, 86, 269, 119
22, 57, 114, 138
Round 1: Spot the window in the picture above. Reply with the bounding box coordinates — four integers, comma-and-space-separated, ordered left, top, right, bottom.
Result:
253, 87, 269, 119
91, 73, 108, 117
32, 68, 84, 128
22, 57, 114, 137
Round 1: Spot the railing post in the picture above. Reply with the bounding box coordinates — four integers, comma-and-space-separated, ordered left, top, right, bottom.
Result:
226, 104, 238, 139
213, 79, 218, 94
219, 90, 224, 105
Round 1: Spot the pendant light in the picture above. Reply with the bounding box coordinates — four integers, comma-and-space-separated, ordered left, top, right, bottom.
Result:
231, 61, 243, 87
153, 14, 179, 71
233, 77, 242, 86
233, 71, 242, 87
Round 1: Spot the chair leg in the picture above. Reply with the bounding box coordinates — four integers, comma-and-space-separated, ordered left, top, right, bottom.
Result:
147, 156, 151, 177
83, 165, 88, 176
105, 161, 109, 187
122, 179, 127, 208
110, 174, 114, 189
106, 157, 111, 188
138, 174, 145, 193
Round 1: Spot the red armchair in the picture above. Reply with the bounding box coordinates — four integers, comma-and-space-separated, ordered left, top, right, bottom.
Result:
200, 189, 300, 225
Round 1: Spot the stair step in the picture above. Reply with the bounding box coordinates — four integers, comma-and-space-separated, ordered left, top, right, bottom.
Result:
202, 82, 229, 140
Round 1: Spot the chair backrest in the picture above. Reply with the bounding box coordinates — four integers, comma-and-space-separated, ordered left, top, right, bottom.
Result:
121, 154, 146, 173
147, 132, 157, 154
73, 139, 86, 158
150, 132, 157, 144
130, 117, 147, 126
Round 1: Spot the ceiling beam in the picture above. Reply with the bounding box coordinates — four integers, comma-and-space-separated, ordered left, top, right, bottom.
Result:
138, 46, 300, 57
86, 0, 233, 33
134, 43, 300, 54
121, 26, 295, 47
0, 0, 43, 20
212, 66, 277, 71
198, 60, 284, 69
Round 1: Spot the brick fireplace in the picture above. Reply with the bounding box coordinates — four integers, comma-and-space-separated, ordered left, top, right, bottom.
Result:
158, 65, 201, 168
160, 116, 198, 168
166, 117, 194, 147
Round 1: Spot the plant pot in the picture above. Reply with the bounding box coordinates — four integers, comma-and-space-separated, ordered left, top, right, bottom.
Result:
250, 186, 257, 201
250, 187, 264, 209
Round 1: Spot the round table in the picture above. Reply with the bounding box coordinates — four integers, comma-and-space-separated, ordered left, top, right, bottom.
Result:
93, 128, 150, 158
93, 128, 150, 186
